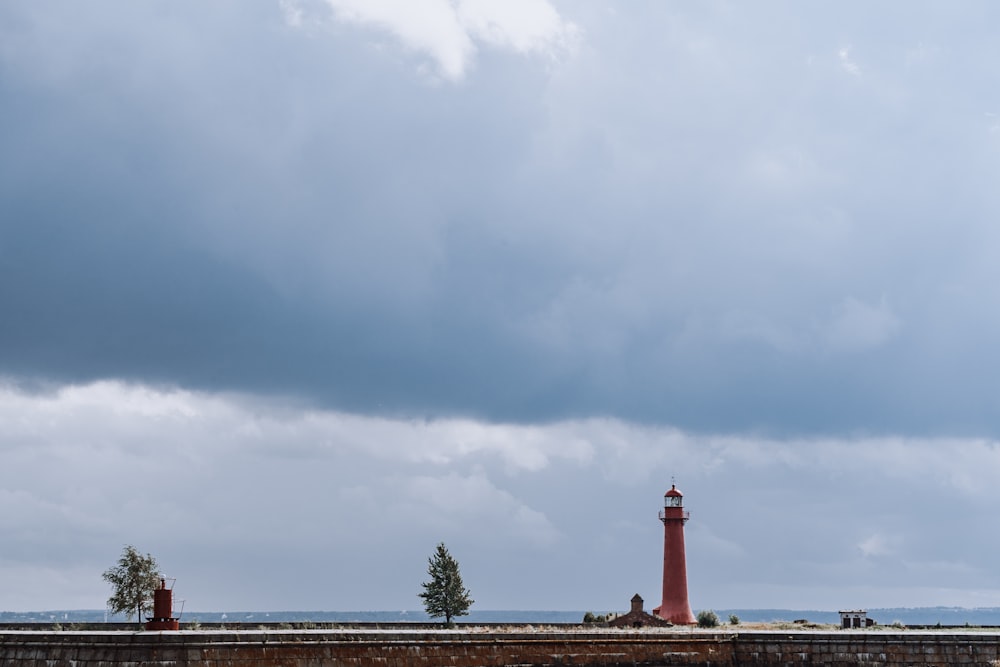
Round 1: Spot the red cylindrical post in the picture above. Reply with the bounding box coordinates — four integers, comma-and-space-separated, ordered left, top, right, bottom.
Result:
654, 484, 696, 624
145, 579, 180, 631
152, 582, 172, 620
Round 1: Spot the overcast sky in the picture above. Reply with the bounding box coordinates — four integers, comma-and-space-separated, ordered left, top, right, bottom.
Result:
4, 0, 1000, 614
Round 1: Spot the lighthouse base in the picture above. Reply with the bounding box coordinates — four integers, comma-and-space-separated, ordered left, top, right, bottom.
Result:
652, 605, 696, 625
145, 618, 180, 631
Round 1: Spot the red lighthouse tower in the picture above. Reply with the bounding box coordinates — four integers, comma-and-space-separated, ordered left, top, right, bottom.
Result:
653, 484, 696, 624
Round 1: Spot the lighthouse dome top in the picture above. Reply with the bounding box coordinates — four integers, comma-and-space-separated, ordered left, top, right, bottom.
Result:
665, 484, 683, 498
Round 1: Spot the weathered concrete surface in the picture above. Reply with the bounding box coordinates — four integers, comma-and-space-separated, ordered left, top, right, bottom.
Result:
2, 628, 1000, 667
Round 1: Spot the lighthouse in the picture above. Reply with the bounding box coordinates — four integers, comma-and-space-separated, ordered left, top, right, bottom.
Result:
653, 484, 696, 624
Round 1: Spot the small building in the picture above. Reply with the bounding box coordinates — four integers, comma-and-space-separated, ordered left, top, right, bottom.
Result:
839, 610, 874, 628
608, 594, 673, 628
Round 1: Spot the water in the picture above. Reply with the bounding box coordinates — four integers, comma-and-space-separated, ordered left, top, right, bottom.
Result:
5, 607, 1000, 626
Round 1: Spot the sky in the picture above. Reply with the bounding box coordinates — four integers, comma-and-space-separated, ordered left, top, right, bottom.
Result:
3, 0, 1000, 614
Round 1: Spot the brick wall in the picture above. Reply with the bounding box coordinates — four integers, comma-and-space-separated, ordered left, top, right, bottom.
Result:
734, 631, 1000, 666
2, 628, 999, 667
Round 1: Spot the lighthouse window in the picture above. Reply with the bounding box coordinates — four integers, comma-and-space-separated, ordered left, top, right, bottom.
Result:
666, 496, 682, 507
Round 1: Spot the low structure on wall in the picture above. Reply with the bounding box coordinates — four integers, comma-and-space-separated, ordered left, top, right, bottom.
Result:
608, 594, 672, 628
839, 610, 875, 628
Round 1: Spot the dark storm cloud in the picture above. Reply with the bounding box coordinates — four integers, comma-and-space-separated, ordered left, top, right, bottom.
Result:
5, 2, 1000, 435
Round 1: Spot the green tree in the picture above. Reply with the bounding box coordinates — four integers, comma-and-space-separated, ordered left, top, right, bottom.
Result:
102, 545, 161, 622
418, 542, 474, 625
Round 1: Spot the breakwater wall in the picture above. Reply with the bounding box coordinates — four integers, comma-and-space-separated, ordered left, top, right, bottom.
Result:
3, 628, 1000, 666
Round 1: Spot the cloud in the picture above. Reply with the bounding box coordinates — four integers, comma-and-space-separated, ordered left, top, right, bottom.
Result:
4, 3, 1000, 436
857, 533, 897, 558
402, 471, 561, 547
7, 5, 1000, 616
279, 0, 306, 27
295, 0, 579, 80
838, 45, 861, 76
4, 380, 1000, 610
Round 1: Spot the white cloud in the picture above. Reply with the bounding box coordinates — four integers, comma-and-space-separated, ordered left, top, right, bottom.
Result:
401, 471, 561, 547
838, 45, 861, 76
293, 0, 578, 80
456, 0, 576, 55
242, 409, 595, 472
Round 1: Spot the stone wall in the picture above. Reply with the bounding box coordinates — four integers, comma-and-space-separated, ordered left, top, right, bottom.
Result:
734, 631, 1000, 666
2, 628, 1000, 667
0, 629, 732, 666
